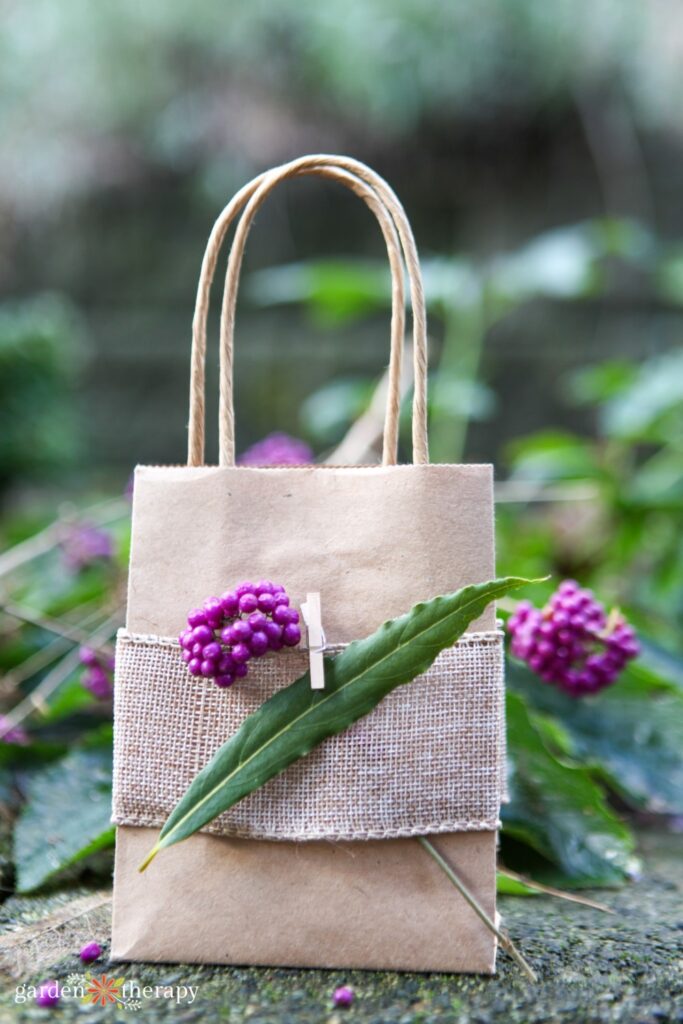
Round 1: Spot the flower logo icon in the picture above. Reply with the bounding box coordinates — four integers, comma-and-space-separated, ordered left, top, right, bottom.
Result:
84, 974, 124, 1006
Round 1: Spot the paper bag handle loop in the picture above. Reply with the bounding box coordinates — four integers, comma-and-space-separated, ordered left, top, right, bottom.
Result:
189, 161, 405, 466
189, 155, 428, 467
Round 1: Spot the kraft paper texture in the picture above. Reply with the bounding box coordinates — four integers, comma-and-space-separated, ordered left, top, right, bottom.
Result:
112, 826, 497, 972
112, 462, 499, 972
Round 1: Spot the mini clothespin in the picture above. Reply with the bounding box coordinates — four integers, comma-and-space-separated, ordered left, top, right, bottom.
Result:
301, 592, 325, 690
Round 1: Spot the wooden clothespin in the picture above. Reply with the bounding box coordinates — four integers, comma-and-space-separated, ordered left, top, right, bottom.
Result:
301, 592, 325, 690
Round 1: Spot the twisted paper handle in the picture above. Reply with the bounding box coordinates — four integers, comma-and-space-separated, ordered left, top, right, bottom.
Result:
187, 155, 429, 467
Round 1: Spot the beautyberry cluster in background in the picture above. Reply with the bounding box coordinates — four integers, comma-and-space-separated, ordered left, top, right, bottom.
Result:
237, 432, 313, 466
60, 521, 114, 573
507, 580, 639, 696
179, 581, 302, 688
0, 714, 29, 746
79, 647, 114, 699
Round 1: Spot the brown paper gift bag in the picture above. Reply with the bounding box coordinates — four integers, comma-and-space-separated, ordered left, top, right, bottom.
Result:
111, 155, 505, 973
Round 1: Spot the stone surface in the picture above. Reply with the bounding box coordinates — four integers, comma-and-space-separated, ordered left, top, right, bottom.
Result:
0, 829, 681, 1023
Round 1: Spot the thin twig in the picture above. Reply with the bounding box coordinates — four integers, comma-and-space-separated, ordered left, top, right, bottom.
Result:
494, 481, 599, 504
1, 610, 122, 730
1, 603, 112, 693
0, 496, 129, 579
0, 602, 115, 655
419, 837, 537, 982
497, 867, 614, 913
326, 343, 413, 465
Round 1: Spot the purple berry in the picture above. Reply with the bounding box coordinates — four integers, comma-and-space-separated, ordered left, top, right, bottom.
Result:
182, 648, 193, 664
188, 658, 203, 677
232, 619, 253, 642
35, 980, 60, 1007
179, 630, 194, 650
256, 580, 275, 594
248, 610, 268, 630
332, 985, 354, 1009
214, 673, 235, 688
204, 596, 223, 618
282, 623, 301, 647
249, 631, 269, 656
231, 643, 251, 664
192, 624, 213, 645
200, 659, 217, 678
203, 642, 222, 661
79, 646, 99, 667
220, 591, 239, 616
188, 608, 207, 627
239, 592, 259, 614
235, 581, 256, 598
233, 661, 249, 678
257, 592, 276, 613
191, 642, 206, 658
79, 941, 102, 964
217, 653, 235, 674
265, 620, 283, 642
273, 591, 289, 607
284, 607, 300, 625
273, 603, 291, 625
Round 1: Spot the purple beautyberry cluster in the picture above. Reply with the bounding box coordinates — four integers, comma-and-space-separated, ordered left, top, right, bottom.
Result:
238, 432, 313, 466
507, 580, 639, 696
179, 581, 302, 688
79, 646, 114, 700
61, 521, 114, 573
0, 714, 29, 746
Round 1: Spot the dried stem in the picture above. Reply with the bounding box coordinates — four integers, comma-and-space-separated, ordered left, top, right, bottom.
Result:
1, 610, 122, 730
497, 867, 614, 913
1, 603, 112, 693
419, 837, 537, 982
326, 343, 413, 465
0, 496, 129, 580
0, 602, 115, 655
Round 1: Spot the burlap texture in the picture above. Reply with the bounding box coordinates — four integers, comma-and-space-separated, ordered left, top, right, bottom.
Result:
112, 628, 505, 841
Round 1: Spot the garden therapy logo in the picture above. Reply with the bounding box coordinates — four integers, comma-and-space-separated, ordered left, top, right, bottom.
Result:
15, 973, 199, 1010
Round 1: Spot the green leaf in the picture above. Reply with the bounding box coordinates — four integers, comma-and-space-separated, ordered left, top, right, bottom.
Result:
141, 576, 536, 869
503, 691, 638, 886
506, 430, 601, 483
507, 658, 683, 814
496, 871, 539, 896
14, 743, 114, 892
246, 260, 391, 324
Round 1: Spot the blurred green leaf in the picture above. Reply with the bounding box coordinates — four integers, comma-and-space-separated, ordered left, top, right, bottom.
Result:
568, 361, 638, 405
507, 658, 683, 814
300, 377, 374, 444
490, 224, 601, 302
247, 260, 391, 325
496, 871, 539, 896
597, 350, 683, 441
14, 739, 114, 892
656, 248, 683, 304
504, 691, 638, 886
430, 377, 496, 421
507, 430, 601, 482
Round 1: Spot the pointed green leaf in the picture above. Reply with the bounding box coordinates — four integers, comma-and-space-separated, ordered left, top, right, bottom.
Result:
503, 691, 638, 887
141, 575, 536, 869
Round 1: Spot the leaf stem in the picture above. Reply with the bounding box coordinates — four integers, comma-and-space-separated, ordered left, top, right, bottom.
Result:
418, 837, 537, 982
138, 843, 161, 873
497, 867, 614, 913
